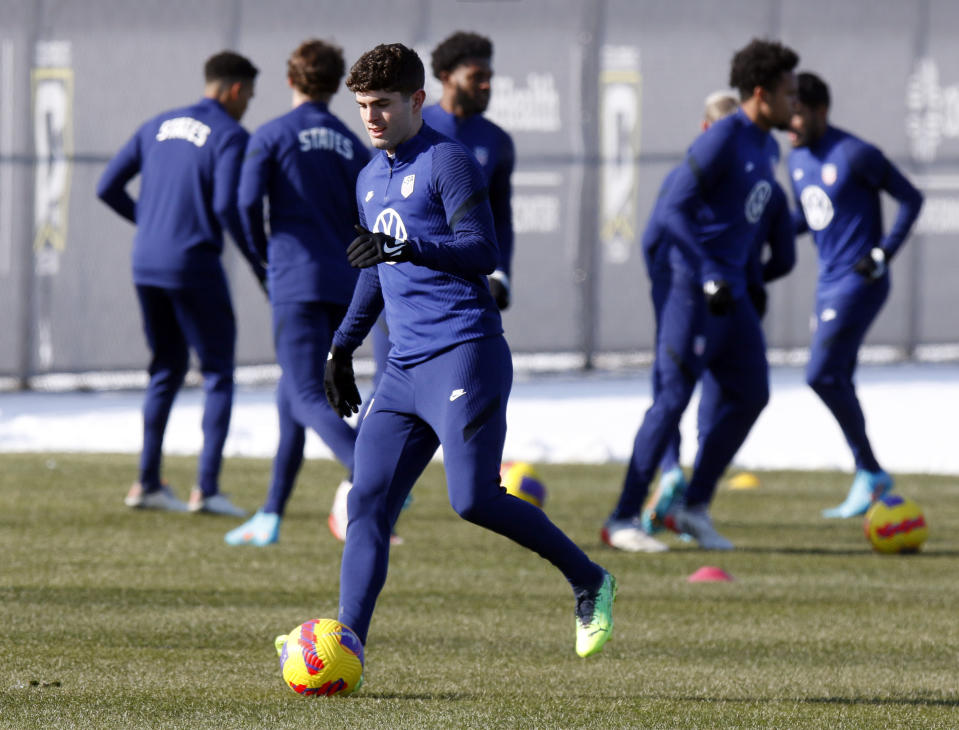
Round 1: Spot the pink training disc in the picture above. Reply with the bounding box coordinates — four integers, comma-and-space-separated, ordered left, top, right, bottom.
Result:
688, 566, 734, 583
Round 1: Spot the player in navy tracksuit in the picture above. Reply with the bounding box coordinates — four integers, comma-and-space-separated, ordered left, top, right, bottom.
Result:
638, 92, 795, 540
424, 31, 515, 310
321, 44, 615, 664
223, 40, 370, 547
97, 52, 263, 516
603, 39, 799, 551
363, 33, 517, 418
788, 72, 923, 518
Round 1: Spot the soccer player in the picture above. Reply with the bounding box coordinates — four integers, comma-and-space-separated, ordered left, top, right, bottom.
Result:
423, 31, 515, 310
97, 51, 263, 516
788, 72, 923, 518
224, 40, 370, 546
638, 92, 739, 537
322, 43, 615, 663
637, 90, 796, 540
602, 38, 799, 551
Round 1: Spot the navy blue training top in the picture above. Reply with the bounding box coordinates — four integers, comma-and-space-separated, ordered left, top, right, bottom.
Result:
643, 161, 794, 290
332, 123, 502, 365
237, 101, 370, 305
788, 125, 923, 283
658, 108, 781, 298
421, 104, 515, 277
96, 97, 264, 287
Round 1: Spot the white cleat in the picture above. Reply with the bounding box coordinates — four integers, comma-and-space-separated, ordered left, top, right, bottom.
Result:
328, 479, 351, 541
188, 488, 247, 517
600, 517, 669, 553
671, 505, 734, 551
124, 483, 188, 512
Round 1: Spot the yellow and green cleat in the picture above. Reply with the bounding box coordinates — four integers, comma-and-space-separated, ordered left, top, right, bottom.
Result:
575, 571, 617, 657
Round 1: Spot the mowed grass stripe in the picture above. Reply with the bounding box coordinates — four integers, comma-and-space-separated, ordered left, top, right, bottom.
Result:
1, 453, 957, 728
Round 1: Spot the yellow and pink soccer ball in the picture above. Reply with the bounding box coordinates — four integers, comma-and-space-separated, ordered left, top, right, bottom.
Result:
275, 618, 363, 696
501, 461, 547, 508
863, 494, 929, 554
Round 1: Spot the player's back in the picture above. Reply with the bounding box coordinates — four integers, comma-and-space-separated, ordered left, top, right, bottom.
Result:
250, 102, 370, 304
133, 98, 246, 285
641, 165, 682, 274
355, 124, 501, 365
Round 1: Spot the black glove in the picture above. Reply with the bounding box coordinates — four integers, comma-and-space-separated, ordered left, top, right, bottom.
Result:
702, 279, 734, 316
324, 345, 362, 418
488, 274, 510, 310
747, 283, 767, 319
854, 247, 887, 280
347, 224, 411, 268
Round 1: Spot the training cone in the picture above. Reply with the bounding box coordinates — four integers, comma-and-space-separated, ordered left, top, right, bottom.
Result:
688, 566, 734, 583
727, 472, 760, 490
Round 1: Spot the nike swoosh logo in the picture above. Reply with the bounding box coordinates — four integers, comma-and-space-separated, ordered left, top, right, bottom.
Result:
449, 389, 466, 401
383, 242, 405, 255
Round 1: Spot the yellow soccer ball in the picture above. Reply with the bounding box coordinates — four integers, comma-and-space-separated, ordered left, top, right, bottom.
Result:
501, 461, 547, 508
275, 618, 363, 696
863, 495, 929, 554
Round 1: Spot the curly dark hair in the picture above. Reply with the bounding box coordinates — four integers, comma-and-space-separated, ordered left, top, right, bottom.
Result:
728, 38, 798, 99
345, 43, 424, 96
430, 31, 493, 79
204, 51, 258, 84
287, 39, 344, 98
797, 71, 831, 109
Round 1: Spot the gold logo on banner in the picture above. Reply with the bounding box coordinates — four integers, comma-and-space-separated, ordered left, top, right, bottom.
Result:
599, 46, 642, 264
32, 65, 74, 258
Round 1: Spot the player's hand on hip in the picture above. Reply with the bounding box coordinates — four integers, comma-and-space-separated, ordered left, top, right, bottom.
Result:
703, 279, 734, 316
488, 271, 510, 310
854, 247, 886, 281
347, 224, 411, 267
324, 345, 362, 418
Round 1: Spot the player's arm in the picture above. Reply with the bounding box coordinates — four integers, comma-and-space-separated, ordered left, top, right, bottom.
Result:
347, 145, 499, 275
214, 130, 267, 283
658, 125, 735, 284
422, 143, 499, 275
853, 143, 924, 261
236, 132, 272, 268
761, 183, 796, 283
326, 266, 384, 417
640, 170, 677, 278
487, 135, 515, 308
95, 133, 141, 223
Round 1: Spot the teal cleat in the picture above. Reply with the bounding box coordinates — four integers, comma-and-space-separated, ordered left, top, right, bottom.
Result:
641, 466, 686, 534
822, 470, 893, 519
575, 571, 617, 658
225, 511, 281, 546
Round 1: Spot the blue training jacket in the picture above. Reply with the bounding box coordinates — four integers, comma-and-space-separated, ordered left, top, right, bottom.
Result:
657, 108, 781, 298
96, 97, 265, 288
332, 122, 502, 365
788, 125, 923, 284
237, 100, 370, 305
644, 160, 794, 292
421, 104, 515, 277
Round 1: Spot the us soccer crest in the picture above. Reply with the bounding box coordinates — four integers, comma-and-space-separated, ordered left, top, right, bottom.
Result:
821, 163, 837, 186
401, 173, 415, 198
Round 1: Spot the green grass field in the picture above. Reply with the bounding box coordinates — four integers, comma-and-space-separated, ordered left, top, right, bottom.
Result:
1, 453, 957, 729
